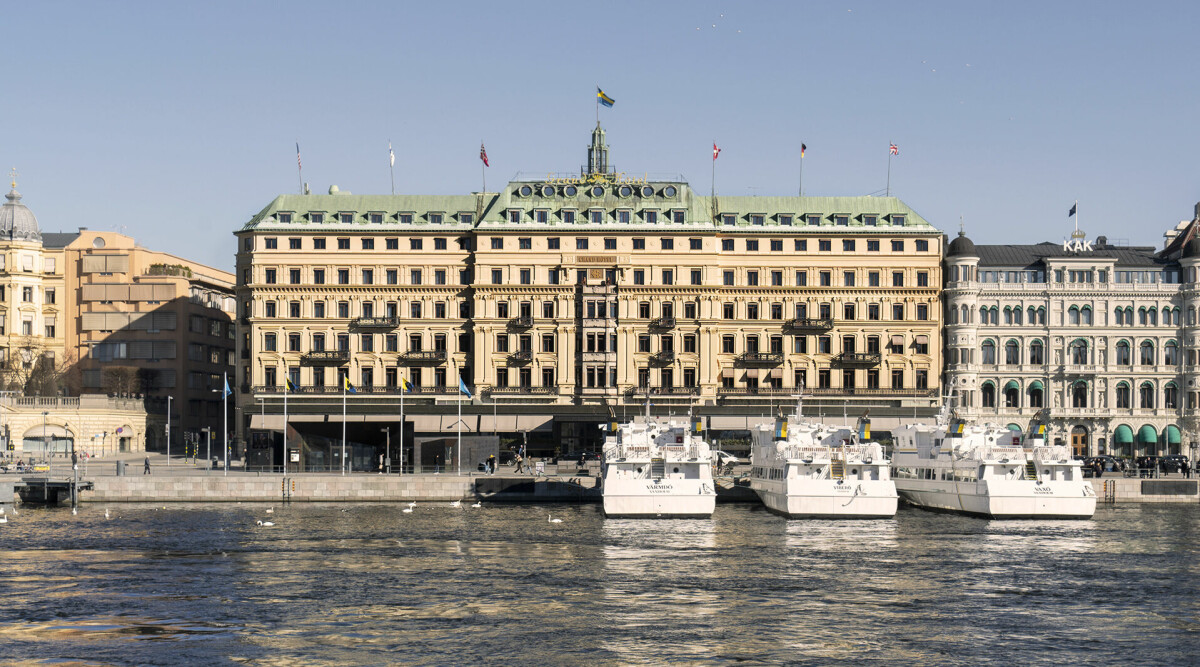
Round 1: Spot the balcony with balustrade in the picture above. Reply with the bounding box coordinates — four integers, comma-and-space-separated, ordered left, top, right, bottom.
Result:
300, 350, 349, 365
351, 316, 399, 330
783, 317, 833, 333
399, 350, 446, 365
834, 352, 881, 366
736, 352, 783, 365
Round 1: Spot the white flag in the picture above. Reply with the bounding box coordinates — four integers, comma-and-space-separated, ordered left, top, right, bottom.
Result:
389, 142, 395, 167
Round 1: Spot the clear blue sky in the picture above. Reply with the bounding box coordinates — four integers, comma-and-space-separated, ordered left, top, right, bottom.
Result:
5, 1, 1199, 271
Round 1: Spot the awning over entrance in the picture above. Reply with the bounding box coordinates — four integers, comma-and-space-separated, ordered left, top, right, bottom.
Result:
1137, 424, 1158, 444
1114, 424, 1134, 444
1166, 425, 1182, 445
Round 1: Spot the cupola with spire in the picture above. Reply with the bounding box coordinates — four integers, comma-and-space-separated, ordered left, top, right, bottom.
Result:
0, 170, 42, 243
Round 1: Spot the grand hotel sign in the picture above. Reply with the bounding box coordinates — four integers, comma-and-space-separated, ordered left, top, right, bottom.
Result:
543, 172, 649, 186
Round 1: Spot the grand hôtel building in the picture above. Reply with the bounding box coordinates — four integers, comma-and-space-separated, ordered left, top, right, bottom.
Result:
944, 206, 1200, 461
234, 125, 943, 466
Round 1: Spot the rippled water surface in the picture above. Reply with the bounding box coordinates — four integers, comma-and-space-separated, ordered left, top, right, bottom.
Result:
0, 502, 1197, 665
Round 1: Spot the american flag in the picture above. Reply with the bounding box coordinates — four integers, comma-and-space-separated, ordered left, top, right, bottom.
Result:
712, 142, 721, 160
480, 143, 489, 167
889, 143, 899, 156
296, 143, 302, 169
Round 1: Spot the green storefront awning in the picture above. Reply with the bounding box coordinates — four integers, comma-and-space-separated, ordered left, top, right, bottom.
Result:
1114, 424, 1134, 445
1166, 425, 1182, 445
1137, 424, 1158, 444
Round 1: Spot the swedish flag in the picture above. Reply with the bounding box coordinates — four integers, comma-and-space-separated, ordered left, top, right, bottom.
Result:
343, 376, 357, 393
596, 87, 615, 108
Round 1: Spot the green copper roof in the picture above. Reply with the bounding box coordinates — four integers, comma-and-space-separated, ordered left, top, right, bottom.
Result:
240, 187, 936, 234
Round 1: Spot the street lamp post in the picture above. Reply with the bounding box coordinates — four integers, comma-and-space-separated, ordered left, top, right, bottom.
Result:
42, 410, 49, 464
166, 395, 172, 467
381, 426, 390, 474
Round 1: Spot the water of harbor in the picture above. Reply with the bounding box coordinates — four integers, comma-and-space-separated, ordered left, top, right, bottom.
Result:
0, 502, 1197, 666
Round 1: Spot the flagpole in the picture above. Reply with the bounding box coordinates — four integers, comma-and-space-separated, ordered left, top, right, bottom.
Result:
399, 378, 405, 475
456, 366, 462, 476
389, 139, 395, 196
223, 372, 229, 477
798, 141, 805, 196
342, 379, 347, 476
1075, 200, 1079, 234
711, 140, 716, 199
283, 379, 288, 474
481, 140, 486, 194
886, 143, 892, 197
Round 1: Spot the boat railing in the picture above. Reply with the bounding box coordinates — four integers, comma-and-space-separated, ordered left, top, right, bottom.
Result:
981, 446, 1027, 462
783, 446, 833, 461
838, 444, 886, 462
1033, 446, 1074, 463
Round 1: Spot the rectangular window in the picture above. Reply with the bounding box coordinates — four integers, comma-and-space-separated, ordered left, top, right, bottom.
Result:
264, 269, 276, 284
576, 238, 588, 250
633, 238, 646, 250
434, 238, 447, 250
491, 238, 503, 249
722, 214, 736, 226
867, 240, 880, 252
288, 238, 302, 249
313, 237, 326, 249
819, 271, 831, 287
410, 269, 421, 285
362, 238, 375, 250
818, 240, 832, 252
605, 238, 617, 250
747, 271, 759, 286
662, 269, 674, 286
795, 239, 807, 251
891, 240, 904, 252
520, 269, 531, 285
863, 215, 877, 226
617, 210, 630, 224
491, 269, 502, 285
337, 238, 350, 250
562, 210, 575, 224
547, 237, 560, 250
723, 303, 735, 319
746, 240, 759, 252
796, 271, 807, 286
770, 239, 783, 252
518, 237, 532, 250
915, 240, 929, 252
750, 214, 765, 226
842, 239, 855, 251
721, 239, 734, 251
691, 269, 702, 285
645, 210, 658, 224
265, 238, 278, 249
590, 211, 603, 224
338, 269, 349, 284
892, 272, 904, 287
410, 238, 423, 250
633, 270, 645, 285
690, 238, 702, 250
844, 271, 855, 287
661, 238, 674, 250
723, 271, 734, 286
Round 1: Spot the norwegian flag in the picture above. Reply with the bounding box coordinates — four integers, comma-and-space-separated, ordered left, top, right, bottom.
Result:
889, 143, 899, 156
480, 143, 489, 167
712, 142, 721, 160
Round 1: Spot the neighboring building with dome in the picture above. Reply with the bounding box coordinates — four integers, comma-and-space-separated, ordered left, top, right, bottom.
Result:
0, 176, 236, 456
943, 210, 1195, 461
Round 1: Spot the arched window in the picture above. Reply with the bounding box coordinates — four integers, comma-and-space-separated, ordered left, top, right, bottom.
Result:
981, 381, 996, 408
1072, 381, 1088, 408
1037, 307, 1046, 325
1004, 307, 1013, 325
1029, 339, 1044, 365
961, 305, 969, 323
1139, 381, 1155, 409
1116, 382, 1131, 409
1139, 307, 1148, 326
1148, 308, 1158, 326
1115, 307, 1125, 326
981, 340, 996, 364
1004, 340, 1020, 365
1004, 381, 1020, 408
1069, 339, 1089, 365
989, 306, 999, 324
1027, 306, 1036, 325
1165, 341, 1179, 365
1115, 340, 1131, 365
1068, 306, 1080, 325
1165, 382, 1179, 409
1028, 381, 1044, 408
979, 306, 988, 324
1081, 306, 1093, 325
947, 305, 957, 324
1125, 306, 1134, 324
1140, 340, 1155, 366
1172, 308, 1181, 326
1013, 307, 1023, 325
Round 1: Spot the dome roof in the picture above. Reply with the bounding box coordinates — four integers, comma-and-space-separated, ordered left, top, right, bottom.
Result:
1182, 236, 1200, 260
0, 186, 42, 243
947, 231, 976, 257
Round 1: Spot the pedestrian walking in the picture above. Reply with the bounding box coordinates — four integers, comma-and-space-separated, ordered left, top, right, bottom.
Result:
143, 456, 151, 475
487, 454, 496, 475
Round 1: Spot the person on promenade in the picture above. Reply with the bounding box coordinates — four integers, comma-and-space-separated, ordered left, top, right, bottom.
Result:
514, 453, 523, 472
1093, 460, 1102, 479
143, 456, 151, 475
487, 454, 496, 475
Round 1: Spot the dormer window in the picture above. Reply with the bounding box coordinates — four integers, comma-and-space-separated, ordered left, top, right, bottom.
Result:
806, 214, 821, 226
508, 210, 522, 223
534, 209, 548, 224
277, 212, 293, 224
721, 214, 736, 226
778, 214, 793, 226
863, 214, 878, 226
459, 212, 473, 225
562, 210, 576, 224
309, 212, 324, 224
671, 209, 685, 224
644, 210, 658, 224
589, 209, 604, 224
399, 213, 414, 224
339, 212, 354, 224
617, 210, 631, 224
834, 214, 849, 226
429, 213, 443, 225
750, 214, 765, 226
369, 212, 383, 224
891, 214, 906, 225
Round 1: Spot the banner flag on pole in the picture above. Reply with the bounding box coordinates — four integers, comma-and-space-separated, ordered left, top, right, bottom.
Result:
712, 142, 721, 160
458, 378, 473, 399
889, 143, 899, 156
596, 87, 615, 107
344, 377, 357, 393
479, 143, 489, 167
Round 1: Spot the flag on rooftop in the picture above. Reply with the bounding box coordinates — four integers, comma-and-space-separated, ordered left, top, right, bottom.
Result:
801, 143, 807, 158
1068, 203, 1077, 217
480, 143, 489, 167
889, 143, 899, 156
712, 142, 721, 160
597, 87, 615, 107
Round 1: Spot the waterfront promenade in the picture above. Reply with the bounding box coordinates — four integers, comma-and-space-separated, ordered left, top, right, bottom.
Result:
4, 451, 1199, 505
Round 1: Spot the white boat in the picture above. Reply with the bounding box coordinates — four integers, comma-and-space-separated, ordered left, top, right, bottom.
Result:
601, 412, 716, 518
891, 408, 1096, 519
749, 408, 898, 519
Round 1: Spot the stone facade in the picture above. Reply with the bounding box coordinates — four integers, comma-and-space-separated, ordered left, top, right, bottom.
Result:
2, 394, 153, 458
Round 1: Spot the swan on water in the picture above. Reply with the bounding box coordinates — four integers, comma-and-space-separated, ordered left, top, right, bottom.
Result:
548, 514, 562, 524
256, 520, 275, 527
471, 502, 482, 508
